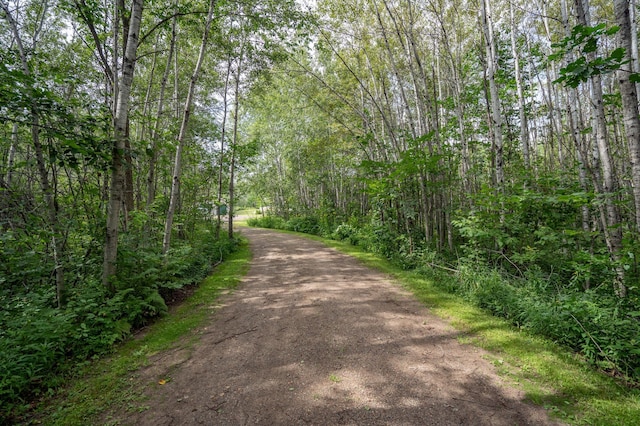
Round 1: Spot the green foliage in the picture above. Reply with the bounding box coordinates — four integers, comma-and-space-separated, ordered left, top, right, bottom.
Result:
0, 227, 238, 420
0, 229, 53, 291
248, 215, 324, 235
30, 240, 252, 425
0, 282, 127, 414
452, 180, 604, 287
284, 215, 321, 234
550, 24, 620, 58
549, 23, 635, 88
246, 215, 287, 229
435, 264, 640, 380
332, 223, 361, 245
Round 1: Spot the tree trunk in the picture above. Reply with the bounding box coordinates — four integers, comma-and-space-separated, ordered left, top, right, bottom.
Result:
575, 0, 625, 296
163, 0, 216, 254
615, 0, 640, 236
5, 123, 18, 187
509, 0, 530, 168
228, 49, 244, 240
103, 0, 144, 291
2, 0, 66, 306
481, 0, 505, 217
631, 0, 640, 95
147, 5, 177, 208
561, 0, 591, 237
216, 59, 232, 239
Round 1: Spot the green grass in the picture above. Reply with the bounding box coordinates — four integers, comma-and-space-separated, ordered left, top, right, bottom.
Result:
234, 207, 258, 216
26, 226, 640, 425
269, 229, 640, 425
329, 374, 341, 383
27, 240, 252, 426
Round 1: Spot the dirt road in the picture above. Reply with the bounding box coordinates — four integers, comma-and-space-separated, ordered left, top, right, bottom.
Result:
121, 227, 559, 425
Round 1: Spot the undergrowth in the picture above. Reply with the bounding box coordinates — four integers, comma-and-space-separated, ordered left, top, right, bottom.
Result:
248, 215, 640, 424
1, 226, 238, 423
14, 238, 251, 425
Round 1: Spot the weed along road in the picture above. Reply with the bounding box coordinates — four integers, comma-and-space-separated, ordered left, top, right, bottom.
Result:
121, 227, 560, 425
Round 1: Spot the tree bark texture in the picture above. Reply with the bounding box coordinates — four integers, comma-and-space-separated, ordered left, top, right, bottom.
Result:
575, 0, 625, 296
103, 0, 144, 291
614, 0, 640, 235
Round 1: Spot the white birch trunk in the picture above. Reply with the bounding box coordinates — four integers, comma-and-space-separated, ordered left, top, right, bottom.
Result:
481, 0, 504, 190
615, 0, 640, 238
575, 0, 625, 296
216, 59, 232, 239
510, 1, 530, 168
147, 11, 177, 207
2, 0, 66, 305
163, 0, 216, 254
103, 0, 144, 290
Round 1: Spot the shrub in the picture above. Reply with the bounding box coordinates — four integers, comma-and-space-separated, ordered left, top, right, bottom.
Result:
332, 224, 361, 245
246, 216, 286, 229
427, 262, 640, 379
0, 226, 239, 419
285, 216, 320, 234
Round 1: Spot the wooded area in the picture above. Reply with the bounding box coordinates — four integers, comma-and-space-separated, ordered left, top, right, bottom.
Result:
2, 0, 640, 419
243, 0, 640, 385
0, 0, 304, 414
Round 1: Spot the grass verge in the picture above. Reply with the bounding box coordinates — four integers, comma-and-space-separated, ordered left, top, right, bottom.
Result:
270, 228, 640, 426
26, 239, 252, 426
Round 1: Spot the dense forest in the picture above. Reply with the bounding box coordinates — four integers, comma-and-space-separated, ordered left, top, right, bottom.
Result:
2, 0, 640, 419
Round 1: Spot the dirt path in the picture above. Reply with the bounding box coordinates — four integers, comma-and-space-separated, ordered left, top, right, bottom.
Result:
121, 227, 560, 425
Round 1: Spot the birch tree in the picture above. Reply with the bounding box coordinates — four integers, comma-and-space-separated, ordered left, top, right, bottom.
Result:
481, 0, 504, 196
162, 0, 217, 255
1, 0, 66, 306
614, 0, 640, 234
103, 0, 144, 290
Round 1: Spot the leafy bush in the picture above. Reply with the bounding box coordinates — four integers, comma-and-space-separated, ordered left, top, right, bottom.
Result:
246, 215, 287, 229
0, 227, 238, 419
518, 291, 640, 376
247, 215, 322, 235
0, 283, 125, 412
332, 224, 361, 245
285, 216, 321, 234
451, 182, 601, 285
429, 263, 640, 379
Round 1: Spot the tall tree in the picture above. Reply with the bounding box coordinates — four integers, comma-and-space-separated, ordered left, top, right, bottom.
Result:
103, 0, 144, 291
1, 0, 66, 306
146, 6, 178, 209
573, 0, 625, 296
614, 0, 640, 233
509, 0, 530, 168
481, 0, 504, 210
163, 0, 217, 255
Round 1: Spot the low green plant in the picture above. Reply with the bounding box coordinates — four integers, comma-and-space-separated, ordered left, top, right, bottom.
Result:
246, 215, 286, 229
26, 240, 251, 425
0, 225, 239, 423
285, 216, 321, 234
